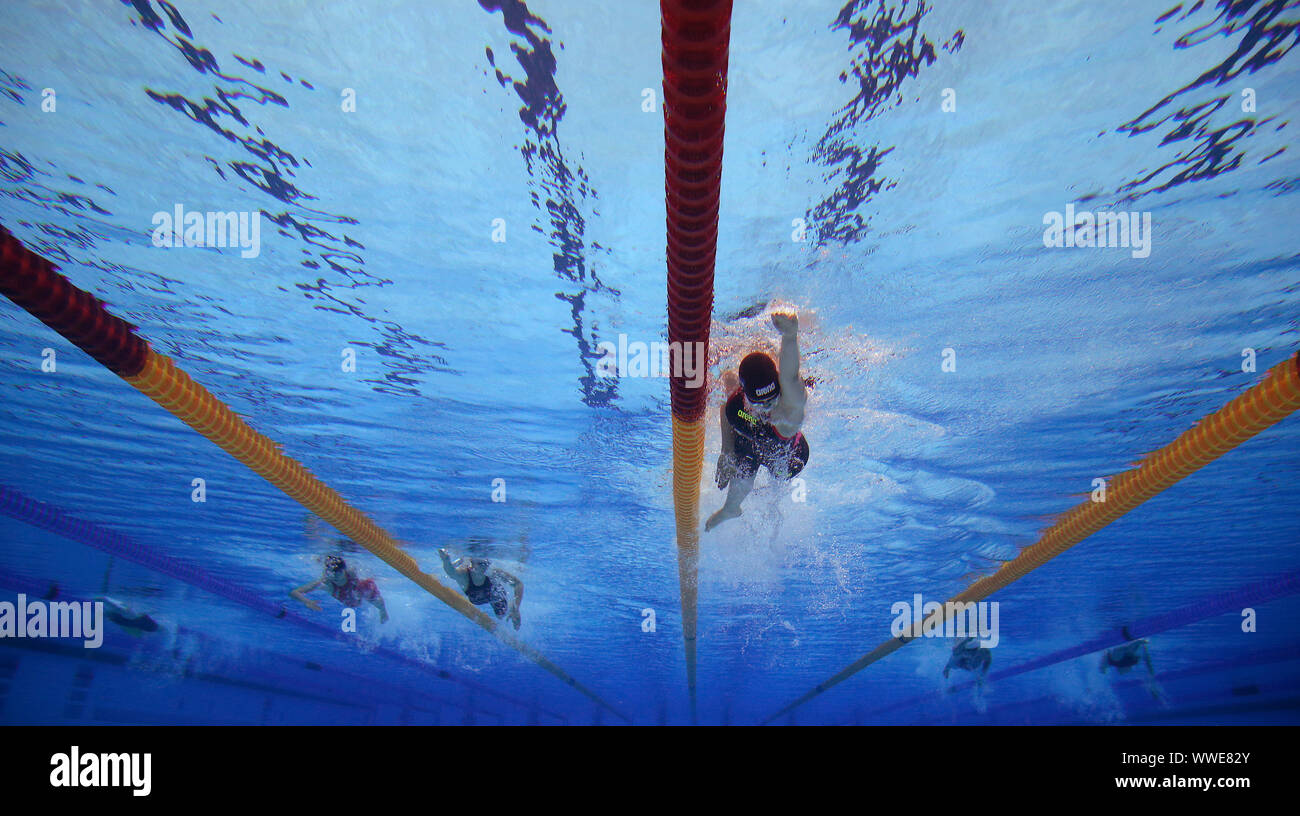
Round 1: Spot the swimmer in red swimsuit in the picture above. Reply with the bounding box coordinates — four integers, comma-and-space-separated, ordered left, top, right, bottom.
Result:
291, 555, 389, 623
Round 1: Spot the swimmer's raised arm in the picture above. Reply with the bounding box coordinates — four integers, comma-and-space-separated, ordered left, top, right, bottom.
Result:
772, 313, 807, 424
438, 548, 468, 588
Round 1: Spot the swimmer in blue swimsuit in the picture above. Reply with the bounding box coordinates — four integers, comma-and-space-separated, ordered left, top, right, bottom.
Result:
944, 637, 992, 685
1102, 637, 1165, 701
96, 596, 160, 636
438, 549, 524, 630
1101, 638, 1152, 676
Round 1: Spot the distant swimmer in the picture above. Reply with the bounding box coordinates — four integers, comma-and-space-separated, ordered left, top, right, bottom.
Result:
944, 637, 992, 684
1101, 637, 1165, 701
291, 555, 389, 623
94, 558, 159, 635
706, 312, 810, 532
96, 596, 159, 636
438, 548, 523, 630
1100, 638, 1152, 675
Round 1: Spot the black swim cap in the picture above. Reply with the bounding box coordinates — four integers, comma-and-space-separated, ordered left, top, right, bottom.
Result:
738, 352, 780, 404
324, 555, 345, 572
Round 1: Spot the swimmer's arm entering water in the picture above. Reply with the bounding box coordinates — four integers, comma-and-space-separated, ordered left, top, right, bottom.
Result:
1141, 644, 1165, 703
771, 312, 806, 436
976, 648, 991, 686
368, 590, 389, 623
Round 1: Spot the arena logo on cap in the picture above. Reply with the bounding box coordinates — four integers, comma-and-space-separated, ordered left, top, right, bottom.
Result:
595, 334, 705, 388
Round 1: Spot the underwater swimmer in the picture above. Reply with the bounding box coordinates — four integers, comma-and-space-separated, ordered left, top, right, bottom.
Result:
1100, 638, 1152, 675
291, 555, 389, 623
944, 637, 992, 684
1101, 637, 1165, 701
93, 559, 159, 635
706, 312, 810, 532
438, 548, 523, 630
96, 596, 160, 636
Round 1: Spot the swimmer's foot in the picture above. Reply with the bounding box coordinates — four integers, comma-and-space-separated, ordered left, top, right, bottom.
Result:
705, 506, 741, 532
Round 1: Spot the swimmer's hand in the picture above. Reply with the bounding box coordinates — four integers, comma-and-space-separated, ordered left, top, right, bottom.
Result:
771, 312, 798, 336
715, 453, 739, 489
510, 608, 521, 631
300, 598, 322, 612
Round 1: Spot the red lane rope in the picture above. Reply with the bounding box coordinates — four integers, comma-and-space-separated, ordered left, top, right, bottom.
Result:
0, 226, 150, 377
663, 0, 732, 423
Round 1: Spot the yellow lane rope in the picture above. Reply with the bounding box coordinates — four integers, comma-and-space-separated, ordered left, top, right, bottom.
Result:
764, 353, 1300, 723
671, 415, 705, 718
125, 351, 628, 720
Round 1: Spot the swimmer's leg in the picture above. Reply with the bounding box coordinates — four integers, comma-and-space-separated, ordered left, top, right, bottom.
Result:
705, 474, 754, 532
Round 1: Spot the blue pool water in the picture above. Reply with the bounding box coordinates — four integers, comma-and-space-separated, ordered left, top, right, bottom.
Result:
0, 0, 1297, 725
